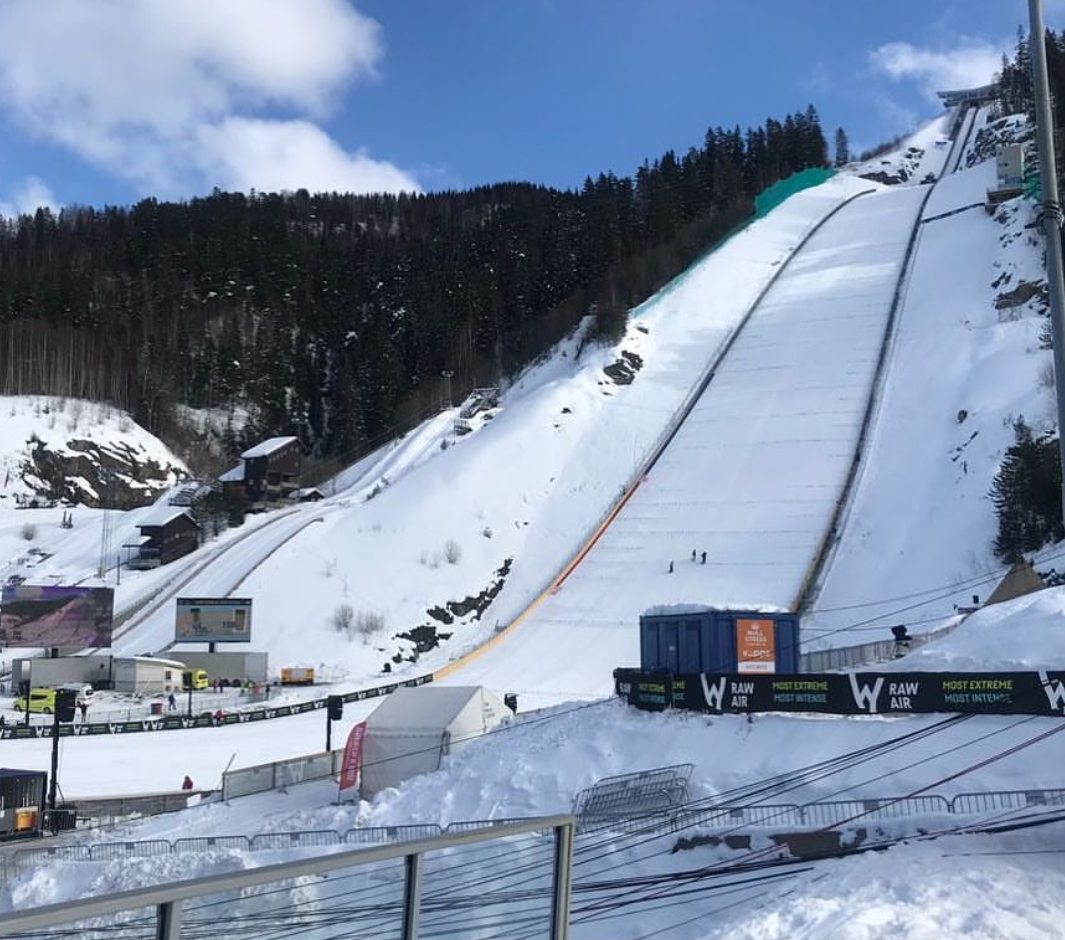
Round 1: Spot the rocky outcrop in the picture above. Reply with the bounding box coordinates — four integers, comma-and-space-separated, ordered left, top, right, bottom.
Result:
19, 435, 183, 509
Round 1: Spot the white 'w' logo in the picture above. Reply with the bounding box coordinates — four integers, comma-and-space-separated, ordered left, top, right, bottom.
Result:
848, 675, 884, 714
1039, 671, 1065, 712
699, 675, 728, 711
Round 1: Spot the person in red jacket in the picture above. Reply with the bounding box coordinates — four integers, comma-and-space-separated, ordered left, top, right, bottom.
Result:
181, 775, 194, 790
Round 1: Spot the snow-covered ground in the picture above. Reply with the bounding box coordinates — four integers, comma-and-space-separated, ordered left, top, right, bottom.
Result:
1, 108, 1062, 936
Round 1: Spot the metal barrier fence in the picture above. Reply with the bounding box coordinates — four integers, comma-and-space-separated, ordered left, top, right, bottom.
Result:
5, 787, 1063, 886
796, 795, 951, 826
5, 825, 447, 875
573, 787, 1060, 841
0, 816, 576, 940
799, 621, 960, 673
222, 747, 345, 800
950, 788, 1065, 814
573, 764, 692, 828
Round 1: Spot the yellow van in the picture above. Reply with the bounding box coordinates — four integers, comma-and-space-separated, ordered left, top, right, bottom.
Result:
14, 688, 56, 714
182, 669, 210, 691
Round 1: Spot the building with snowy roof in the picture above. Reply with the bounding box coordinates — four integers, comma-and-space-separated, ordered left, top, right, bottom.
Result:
233, 436, 302, 506
125, 507, 199, 568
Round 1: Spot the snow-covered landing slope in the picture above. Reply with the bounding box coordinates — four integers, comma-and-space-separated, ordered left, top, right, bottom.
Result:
806, 111, 1048, 647
445, 184, 928, 706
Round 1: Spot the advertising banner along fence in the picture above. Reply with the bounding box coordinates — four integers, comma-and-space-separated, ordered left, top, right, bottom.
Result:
0, 585, 114, 648
0, 676, 433, 740
614, 669, 1065, 717
175, 597, 252, 643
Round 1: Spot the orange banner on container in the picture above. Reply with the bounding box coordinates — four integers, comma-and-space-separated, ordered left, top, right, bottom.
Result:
736, 618, 776, 674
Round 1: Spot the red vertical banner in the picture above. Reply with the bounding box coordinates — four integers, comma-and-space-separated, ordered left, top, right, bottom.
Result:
339, 721, 368, 792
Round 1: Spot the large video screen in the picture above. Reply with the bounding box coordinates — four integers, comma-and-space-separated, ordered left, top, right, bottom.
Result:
0, 585, 114, 648
175, 597, 252, 643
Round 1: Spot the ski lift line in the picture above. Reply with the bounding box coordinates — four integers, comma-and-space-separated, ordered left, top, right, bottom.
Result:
430, 187, 880, 681
460, 714, 1003, 926
575, 719, 1064, 926
416, 715, 975, 919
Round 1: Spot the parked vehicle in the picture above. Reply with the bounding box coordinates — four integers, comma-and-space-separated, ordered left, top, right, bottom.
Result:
58, 683, 93, 706
280, 667, 315, 686
182, 669, 210, 691
14, 688, 56, 714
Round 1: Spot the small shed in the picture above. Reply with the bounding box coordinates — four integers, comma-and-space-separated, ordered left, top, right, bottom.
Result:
0, 769, 46, 840
130, 508, 199, 568
240, 437, 301, 504
112, 656, 184, 695
361, 686, 509, 799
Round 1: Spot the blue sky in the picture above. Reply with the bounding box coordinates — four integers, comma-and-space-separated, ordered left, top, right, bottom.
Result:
0, 0, 1052, 216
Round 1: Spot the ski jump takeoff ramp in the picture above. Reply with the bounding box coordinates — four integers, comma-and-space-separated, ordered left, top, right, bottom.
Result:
444, 184, 929, 707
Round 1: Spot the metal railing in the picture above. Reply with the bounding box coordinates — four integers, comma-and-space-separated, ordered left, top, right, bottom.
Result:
0, 815, 576, 940
799, 620, 960, 672
4, 787, 1060, 885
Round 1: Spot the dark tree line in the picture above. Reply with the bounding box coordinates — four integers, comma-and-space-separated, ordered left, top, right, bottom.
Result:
0, 106, 829, 466
988, 28, 1065, 561
997, 24, 1065, 182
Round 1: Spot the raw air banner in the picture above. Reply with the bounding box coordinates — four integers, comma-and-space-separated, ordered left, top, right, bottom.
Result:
615, 670, 1065, 716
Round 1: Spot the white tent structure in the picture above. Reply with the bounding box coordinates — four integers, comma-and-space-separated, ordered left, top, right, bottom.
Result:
360, 686, 509, 799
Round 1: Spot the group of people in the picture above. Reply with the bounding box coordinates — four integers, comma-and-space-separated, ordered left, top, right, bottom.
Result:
668, 550, 708, 573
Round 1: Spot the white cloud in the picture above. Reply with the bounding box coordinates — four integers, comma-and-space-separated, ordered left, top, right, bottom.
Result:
0, 176, 57, 219
0, 0, 418, 198
869, 40, 1005, 102
196, 118, 420, 195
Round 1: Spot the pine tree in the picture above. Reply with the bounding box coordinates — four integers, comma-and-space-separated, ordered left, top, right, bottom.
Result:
991, 418, 1063, 561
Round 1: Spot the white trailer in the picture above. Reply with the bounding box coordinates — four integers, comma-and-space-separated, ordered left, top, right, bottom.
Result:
112, 657, 184, 695
13, 655, 113, 690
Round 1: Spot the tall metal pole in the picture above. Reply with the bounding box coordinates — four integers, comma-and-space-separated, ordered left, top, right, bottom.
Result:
1029, 0, 1065, 527
48, 707, 60, 818
441, 370, 454, 410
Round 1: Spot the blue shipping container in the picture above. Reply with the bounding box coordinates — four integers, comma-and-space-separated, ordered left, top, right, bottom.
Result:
639, 608, 800, 674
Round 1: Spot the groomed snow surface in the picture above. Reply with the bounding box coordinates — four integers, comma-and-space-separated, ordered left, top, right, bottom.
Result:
2, 111, 1064, 937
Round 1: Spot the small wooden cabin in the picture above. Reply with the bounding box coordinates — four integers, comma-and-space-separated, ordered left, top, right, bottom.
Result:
239, 437, 301, 505
127, 508, 200, 568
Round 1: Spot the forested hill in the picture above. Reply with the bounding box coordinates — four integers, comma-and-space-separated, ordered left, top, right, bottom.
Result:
0, 106, 829, 469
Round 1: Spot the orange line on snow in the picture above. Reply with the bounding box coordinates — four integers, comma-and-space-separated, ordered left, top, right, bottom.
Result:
432, 473, 649, 679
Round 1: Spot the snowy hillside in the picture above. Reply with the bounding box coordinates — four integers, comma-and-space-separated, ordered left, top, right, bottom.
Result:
3, 107, 1065, 938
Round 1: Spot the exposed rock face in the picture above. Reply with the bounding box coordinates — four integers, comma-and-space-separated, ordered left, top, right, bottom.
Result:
994, 280, 1047, 312
20, 435, 184, 509
604, 350, 645, 385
